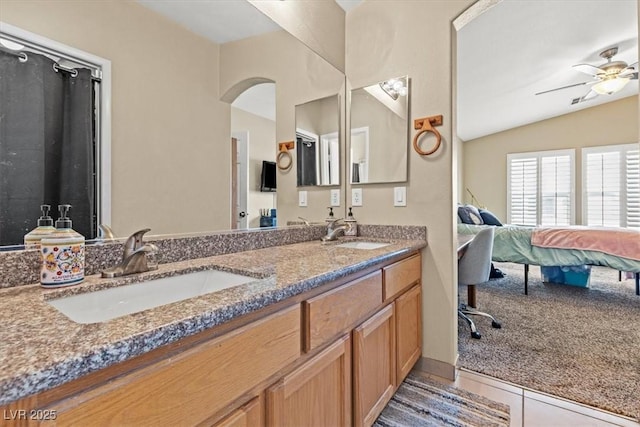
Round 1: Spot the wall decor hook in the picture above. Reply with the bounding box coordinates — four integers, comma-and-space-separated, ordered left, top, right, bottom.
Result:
276, 141, 294, 170
413, 114, 443, 156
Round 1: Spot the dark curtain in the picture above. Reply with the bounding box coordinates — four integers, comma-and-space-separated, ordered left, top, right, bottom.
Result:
296, 136, 317, 186
0, 50, 95, 246
352, 163, 360, 183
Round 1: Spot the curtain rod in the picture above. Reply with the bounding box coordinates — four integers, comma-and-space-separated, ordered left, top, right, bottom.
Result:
0, 45, 101, 82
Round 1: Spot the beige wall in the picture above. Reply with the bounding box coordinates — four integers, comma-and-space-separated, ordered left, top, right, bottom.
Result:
462, 96, 639, 223
347, 0, 475, 368
231, 107, 276, 229
1, 0, 231, 238
220, 30, 345, 225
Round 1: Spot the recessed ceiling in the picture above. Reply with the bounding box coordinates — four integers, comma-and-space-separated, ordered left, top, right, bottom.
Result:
457, 0, 638, 141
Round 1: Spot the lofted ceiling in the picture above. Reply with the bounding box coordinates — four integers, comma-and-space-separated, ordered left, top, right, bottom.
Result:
457, 0, 638, 142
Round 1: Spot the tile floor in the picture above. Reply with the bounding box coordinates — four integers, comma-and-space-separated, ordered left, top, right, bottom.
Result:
422, 368, 640, 427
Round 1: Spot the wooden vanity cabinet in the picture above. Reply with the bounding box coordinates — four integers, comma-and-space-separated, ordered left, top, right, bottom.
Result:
6, 251, 423, 427
353, 304, 396, 427
49, 305, 301, 427
266, 335, 351, 427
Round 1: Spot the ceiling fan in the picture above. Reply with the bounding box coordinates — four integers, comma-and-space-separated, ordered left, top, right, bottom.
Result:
535, 47, 638, 105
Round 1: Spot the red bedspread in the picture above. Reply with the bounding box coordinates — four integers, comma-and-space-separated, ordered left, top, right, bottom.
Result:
531, 226, 640, 261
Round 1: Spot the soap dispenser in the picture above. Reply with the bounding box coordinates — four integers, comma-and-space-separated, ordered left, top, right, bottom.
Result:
345, 207, 358, 236
326, 207, 335, 223
24, 204, 56, 249
40, 204, 85, 288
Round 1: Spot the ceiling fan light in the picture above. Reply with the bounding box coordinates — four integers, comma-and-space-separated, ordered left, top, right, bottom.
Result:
592, 77, 630, 95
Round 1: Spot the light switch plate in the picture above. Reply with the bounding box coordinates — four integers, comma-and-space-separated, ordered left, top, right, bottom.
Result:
351, 188, 363, 206
298, 191, 308, 207
330, 189, 341, 207
394, 187, 407, 207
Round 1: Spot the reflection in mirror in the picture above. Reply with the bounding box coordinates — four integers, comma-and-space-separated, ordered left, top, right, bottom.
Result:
0, 1, 346, 251
0, 31, 105, 247
231, 83, 277, 229
349, 76, 409, 184
295, 94, 340, 187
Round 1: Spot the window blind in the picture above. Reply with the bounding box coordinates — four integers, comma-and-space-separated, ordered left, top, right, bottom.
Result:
583, 144, 639, 229
508, 150, 574, 226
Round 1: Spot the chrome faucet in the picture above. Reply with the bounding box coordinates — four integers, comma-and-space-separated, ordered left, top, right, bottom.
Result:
321, 218, 350, 242
101, 229, 159, 278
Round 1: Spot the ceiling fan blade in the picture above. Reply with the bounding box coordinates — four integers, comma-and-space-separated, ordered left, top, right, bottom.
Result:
572, 63, 605, 76
535, 81, 591, 96
570, 89, 598, 106
618, 65, 638, 79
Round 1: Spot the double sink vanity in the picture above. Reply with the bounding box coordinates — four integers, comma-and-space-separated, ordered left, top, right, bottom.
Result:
0, 224, 426, 426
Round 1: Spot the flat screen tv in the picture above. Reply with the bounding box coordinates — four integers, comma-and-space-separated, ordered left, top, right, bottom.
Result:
260, 160, 276, 192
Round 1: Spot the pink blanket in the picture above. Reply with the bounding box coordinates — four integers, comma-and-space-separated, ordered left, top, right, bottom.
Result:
531, 227, 640, 261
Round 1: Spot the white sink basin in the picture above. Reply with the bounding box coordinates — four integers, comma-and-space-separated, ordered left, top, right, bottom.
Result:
336, 241, 391, 250
47, 269, 256, 324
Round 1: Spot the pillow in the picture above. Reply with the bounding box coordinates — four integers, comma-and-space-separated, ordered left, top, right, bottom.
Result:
479, 208, 503, 226
458, 204, 484, 225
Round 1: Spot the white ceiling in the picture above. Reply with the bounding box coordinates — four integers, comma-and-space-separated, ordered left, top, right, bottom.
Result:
136, 0, 280, 44
457, 0, 638, 141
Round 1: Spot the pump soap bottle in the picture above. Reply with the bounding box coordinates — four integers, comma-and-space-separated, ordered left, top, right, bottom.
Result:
326, 207, 335, 223
345, 207, 358, 236
24, 204, 56, 249
40, 204, 85, 288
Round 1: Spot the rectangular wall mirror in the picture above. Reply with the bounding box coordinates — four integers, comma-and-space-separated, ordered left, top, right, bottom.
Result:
0, 1, 347, 250
349, 76, 409, 184
295, 94, 341, 187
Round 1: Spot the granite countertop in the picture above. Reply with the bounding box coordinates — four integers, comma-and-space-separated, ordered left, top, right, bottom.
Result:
0, 237, 426, 405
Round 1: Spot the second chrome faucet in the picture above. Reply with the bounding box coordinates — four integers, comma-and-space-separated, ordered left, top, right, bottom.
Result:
321, 218, 354, 242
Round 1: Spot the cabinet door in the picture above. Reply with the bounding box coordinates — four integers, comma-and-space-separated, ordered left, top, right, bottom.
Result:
266, 335, 351, 427
212, 395, 263, 427
353, 304, 396, 427
395, 284, 422, 384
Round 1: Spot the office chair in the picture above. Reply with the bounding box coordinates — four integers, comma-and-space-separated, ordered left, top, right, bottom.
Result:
458, 227, 501, 339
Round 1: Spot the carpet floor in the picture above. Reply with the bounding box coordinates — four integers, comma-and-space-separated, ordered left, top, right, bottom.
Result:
374, 370, 510, 427
458, 262, 640, 420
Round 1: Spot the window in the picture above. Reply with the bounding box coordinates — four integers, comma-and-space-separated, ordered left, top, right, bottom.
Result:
583, 143, 639, 229
507, 149, 575, 226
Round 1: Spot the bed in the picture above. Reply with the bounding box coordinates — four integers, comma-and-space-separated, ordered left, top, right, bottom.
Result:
457, 223, 640, 296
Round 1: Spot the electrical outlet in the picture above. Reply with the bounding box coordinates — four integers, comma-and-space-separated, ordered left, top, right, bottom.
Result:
351, 188, 363, 206
330, 189, 341, 207
298, 191, 307, 207
394, 187, 407, 207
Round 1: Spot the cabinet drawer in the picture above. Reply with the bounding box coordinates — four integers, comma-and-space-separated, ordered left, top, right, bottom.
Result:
53, 305, 301, 427
383, 254, 421, 302
303, 270, 382, 352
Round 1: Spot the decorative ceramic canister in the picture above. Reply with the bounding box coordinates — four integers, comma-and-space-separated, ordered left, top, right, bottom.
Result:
40, 205, 85, 288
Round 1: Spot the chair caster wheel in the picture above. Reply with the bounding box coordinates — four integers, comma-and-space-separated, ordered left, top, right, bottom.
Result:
471, 331, 481, 339
492, 321, 502, 329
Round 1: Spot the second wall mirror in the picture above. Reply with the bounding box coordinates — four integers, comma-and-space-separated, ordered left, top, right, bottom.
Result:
349, 76, 410, 184
295, 94, 341, 187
